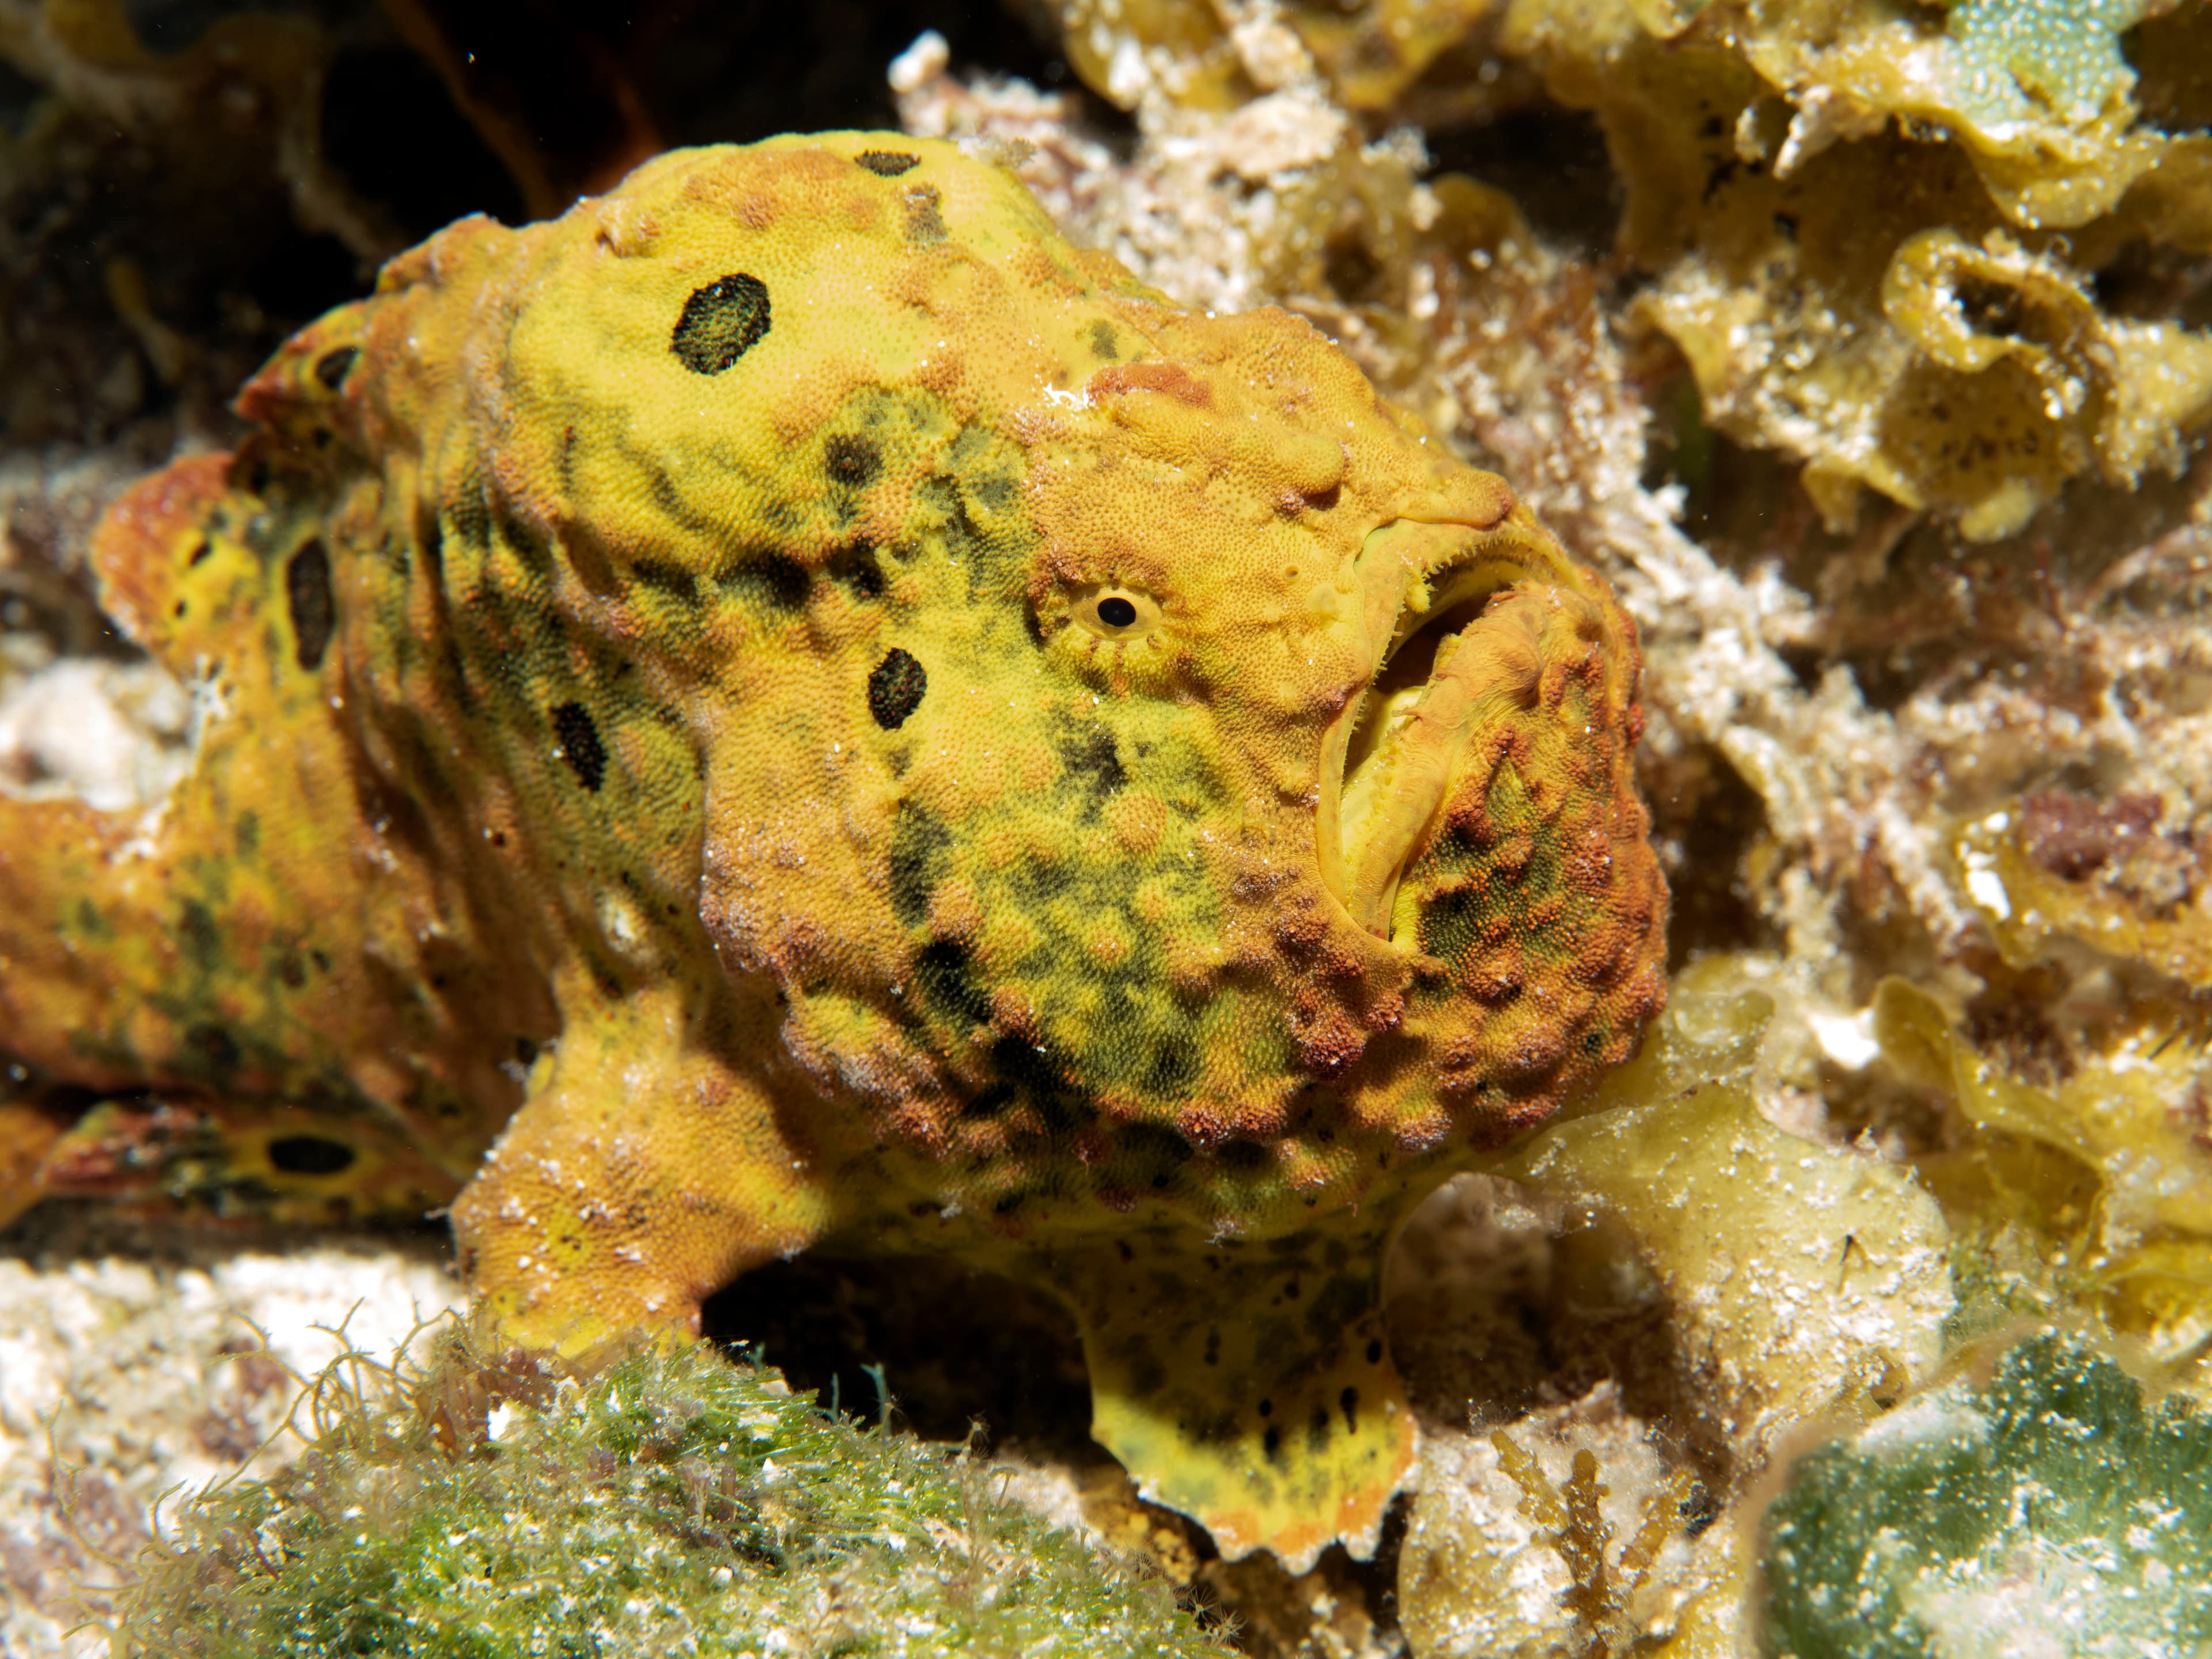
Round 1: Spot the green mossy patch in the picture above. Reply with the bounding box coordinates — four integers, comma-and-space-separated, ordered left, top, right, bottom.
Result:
1762, 1334, 2212, 1659
111, 1329, 1230, 1659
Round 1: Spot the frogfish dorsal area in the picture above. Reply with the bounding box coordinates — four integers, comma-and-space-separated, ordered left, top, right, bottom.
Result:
0, 131, 1666, 1571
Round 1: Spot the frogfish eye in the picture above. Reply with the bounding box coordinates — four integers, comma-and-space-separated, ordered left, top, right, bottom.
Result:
1070, 582, 1161, 641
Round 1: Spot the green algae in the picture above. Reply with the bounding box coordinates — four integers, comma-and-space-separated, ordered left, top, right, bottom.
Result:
1761, 1333, 2212, 1659
109, 1327, 1229, 1659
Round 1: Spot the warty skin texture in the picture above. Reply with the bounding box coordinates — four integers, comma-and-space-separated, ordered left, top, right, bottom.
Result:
0, 133, 1665, 1569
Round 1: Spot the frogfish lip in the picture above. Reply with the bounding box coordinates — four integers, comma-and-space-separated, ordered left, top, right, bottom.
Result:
1316, 518, 1546, 942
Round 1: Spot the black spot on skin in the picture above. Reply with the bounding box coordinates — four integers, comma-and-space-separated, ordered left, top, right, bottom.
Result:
869, 648, 927, 730
1366, 1338, 1384, 1365
186, 537, 212, 567
824, 434, 882, 487
1263, 1425, 1282, 1459
903, 184, 947, 245
313, 346, 358, 390
671, 273, 771, 374
279, 950, 307, 989
855, 149, 920, 176
1257, 1397, 1274, 1418
285, 541, 335, 671
551, 700, 607, 792
1088, 320, 1119, 360
1340, 1385, 1359, 1433
268, 1134, 355, 1176
1058, 730, 1125, 801
718, 552, 810, 612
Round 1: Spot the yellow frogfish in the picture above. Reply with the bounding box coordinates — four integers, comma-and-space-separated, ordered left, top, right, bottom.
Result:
0, 133, 1665, 1569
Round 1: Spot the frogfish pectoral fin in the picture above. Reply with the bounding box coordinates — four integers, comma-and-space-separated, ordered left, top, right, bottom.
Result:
1040, 1228, 1415, 1575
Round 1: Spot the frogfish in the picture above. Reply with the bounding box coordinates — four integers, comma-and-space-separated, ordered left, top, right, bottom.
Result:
0, 132, 1666, 1569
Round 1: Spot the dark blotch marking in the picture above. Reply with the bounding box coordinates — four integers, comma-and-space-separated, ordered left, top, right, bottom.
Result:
1143, 1036, 1198, 1097
285, 540, 335, 671
915, 938, 993, 1029
824, 434, 882, 487
1122, 1123, 1196, 1188
1418, 885, 1491, 968
630, 559, 699, 603
869, 648, 927, 730
268, 1134, 355, 1176
186, 537, 212, 568
419, 514, 446, 589
1366, 1338, 1384, 1365
855, 149, 920, 176
551, 700, 607, 792
1340, 1385, 1359, 1433
1263, 1425, 1282, 1459
985, 1037, 1082, 1136
671, 273, 771, 374
963, 1082, 1017, 1120
449, 474, 493, 550
313, 346, 358, 390
1059, 730, 1126, 801
719, 552, 810, 612
186, 1023, 239, 1078
1308, 1404, 1331, 1452
828, 543, 885, 601
889, 810, 951, 926
180, 900, 221, 971
1088, 320, 1119, 361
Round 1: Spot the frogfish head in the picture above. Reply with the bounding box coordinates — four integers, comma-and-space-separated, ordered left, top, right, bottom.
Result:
283, 130, 1666, 1241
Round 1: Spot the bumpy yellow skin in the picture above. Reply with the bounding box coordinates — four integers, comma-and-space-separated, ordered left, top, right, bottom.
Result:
0, 135, 1664, 1567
